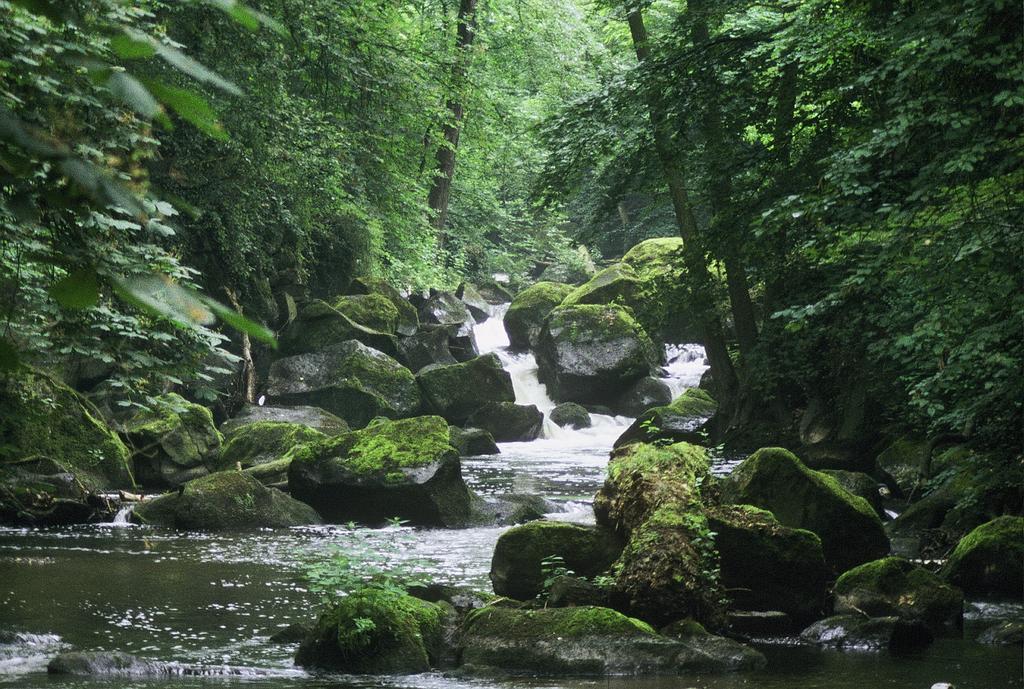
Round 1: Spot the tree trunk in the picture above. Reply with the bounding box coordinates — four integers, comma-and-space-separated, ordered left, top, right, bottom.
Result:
688, 0, 759, 364
427, 0, 477, 241
625, 7, 738, 405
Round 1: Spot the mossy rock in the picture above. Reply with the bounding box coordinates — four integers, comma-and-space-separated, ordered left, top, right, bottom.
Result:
132, 471, 321, 530
941, 516, 1024, 599
550, 402, 591, 429
267, 341, 421, 429
396, 326, 458, 373
536, 304, 659, 406
503, 281, 573, 350
0, 368, 132, 491
876, 437, 930, 497
278, 299, 401, 358
614, 388, 718, 448
465, 402, 543, 442
476, 280, 515, 305
834, 557, 963, 634
707, 504, 830, 625
489, 521, 623, 599
287, 416, 473, 526
332, 294, 400, 334
594, 442, 723, 626
721, 447, 889, 572
456, 282, 491, 323
122, 393, 222, 489
416, 354, 514, 423
418, 291, 474, 327
449, 426, 500, 456
348, 276, 419, 336
978, 620, 1024, 645
220, 405, 349, 437
821, 469, 885, 518
0, 465, 96, 526
459, 606, 763, 675
221, 422, 326, 470
295, 587, 448, 673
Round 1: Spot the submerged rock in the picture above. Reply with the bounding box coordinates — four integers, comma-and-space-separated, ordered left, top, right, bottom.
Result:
267, 341, 421, 429
549, 402, 591, 429
465, 402, 543, 442
659, 618, 768, 672
941, 516, 1024, 599
459, 606, 764, 676
707, 504, 830, 625
977, 620, 1024, 645
721, 447, 889, 572
536, 304, 659, 405
503, 281, 573, 351
416, 354, 514, 423
489, 521, 623, 600
295, 587, 449, 673
219, 405, 349, 437
834, 557, 963, 634
800, 614, 934, 653
471, 493, 558, 526
122, 393, 223, 489
132, 471, 320, 530
287, 416, 473, 527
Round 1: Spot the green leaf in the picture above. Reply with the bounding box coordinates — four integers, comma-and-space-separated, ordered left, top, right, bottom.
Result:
0, 340, 19, 373
113, 274, 215, 328
107, 71, 162, 120
142, 79, 228, 140
108, 35, 156, 60
200, 296, 278, 348
201, 0, 287, 35
10, 0, 67, 23
50, 269, 100, 309
124, 29, 242, 96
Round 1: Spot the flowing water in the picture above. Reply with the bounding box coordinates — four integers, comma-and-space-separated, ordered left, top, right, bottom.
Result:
1, 306, 1020, 688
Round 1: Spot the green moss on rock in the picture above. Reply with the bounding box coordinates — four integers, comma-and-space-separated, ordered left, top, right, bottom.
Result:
834, 557, 963, 633
503, 281, 573, 350
347, 277, 420, 335
221, 422, 326, 469
122, 393, 221, 489
941, 516, 1024, 599
295, 587, 447, 673
333, 294, 400, 334
416, 354, 514, 423
0, 368, 132, 490
721, 447, 889, 572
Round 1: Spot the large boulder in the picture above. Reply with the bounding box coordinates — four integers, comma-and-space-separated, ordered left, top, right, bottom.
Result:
503, 281, 573, 351
459, 606, 764, 676
465, 402, 543, 442
449, 426, 500, 456
220, 422, 326, 471
278, 299, 401, 359
720, 447, 889, 572
941, 516, 1024, 599
220, 405, 349, 437
875, 437, 930, 497
550, 402, 591, 429
132, 471, 321, 529
122, 393, 223, 489
536, 304, 658, 405
800, 614, 933, 653
821, 469, 886, 518
561, 238, 701, 342
0, 465, 97, 526
287, 416, 473, 527
833, 557, 963, 634
347, 276, 419, 336
418, 291, 474, 328
707, 505, 831, 625
267, 341, 421, 429
614, 388, 717, 448
0, 368, 132, 491
396, 326, 458, 373
416, 354, 514, 423
476, 279, 515, 305
456, 282, 491, 323
612, 377, 672, 418
593, 442, 723, 626
295, 587, 448, 673
490, 521, 623, 600
333, 294, 400, 334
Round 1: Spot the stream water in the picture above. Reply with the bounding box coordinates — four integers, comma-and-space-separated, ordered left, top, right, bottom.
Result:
1, 307, 1020, 688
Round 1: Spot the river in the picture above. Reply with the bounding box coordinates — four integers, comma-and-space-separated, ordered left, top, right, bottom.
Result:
1, 306, 1020, 688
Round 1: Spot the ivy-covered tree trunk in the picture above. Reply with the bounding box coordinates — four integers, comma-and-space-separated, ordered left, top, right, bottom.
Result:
427, 0, 478, 240
624, 6, 738, 407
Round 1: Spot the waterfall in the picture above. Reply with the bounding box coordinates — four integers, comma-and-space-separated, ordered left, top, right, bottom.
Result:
110, 503, 135, 527
660, 343, 709, 399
